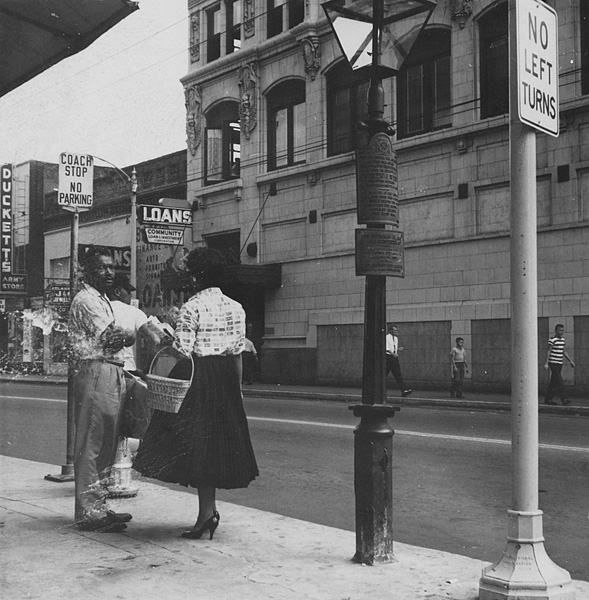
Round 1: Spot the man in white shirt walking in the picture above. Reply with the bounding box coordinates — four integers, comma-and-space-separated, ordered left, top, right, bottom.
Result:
385, 324, 412, 397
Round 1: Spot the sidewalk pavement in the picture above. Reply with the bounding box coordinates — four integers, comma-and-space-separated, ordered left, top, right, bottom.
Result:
2, 456, 587, 600
2, 372, 589, 416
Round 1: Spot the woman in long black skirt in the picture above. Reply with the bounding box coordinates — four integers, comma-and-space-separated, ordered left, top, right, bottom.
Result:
134, 248, 258, 539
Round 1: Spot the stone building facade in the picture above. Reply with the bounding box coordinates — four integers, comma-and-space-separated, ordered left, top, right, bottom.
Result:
183, 0, 589, 393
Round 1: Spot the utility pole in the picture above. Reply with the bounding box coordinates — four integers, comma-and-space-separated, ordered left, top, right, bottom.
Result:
130, 167, 138, 295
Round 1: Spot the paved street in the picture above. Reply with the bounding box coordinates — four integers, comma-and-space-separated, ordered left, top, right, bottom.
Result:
1, 378, 588, 582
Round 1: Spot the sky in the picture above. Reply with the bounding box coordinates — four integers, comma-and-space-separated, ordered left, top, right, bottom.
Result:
0, 0, 189, 170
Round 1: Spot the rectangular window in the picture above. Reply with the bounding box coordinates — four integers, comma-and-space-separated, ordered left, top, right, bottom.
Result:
433, 56, 451, 128
207, 4, 221, 62
406, 64, 424, 134
293, 102, 306, 164
582, 2, 589, 95
206, 128, 224, 182
226, 0, 241, 54
332, 88, 351, 154
274, 108, 288, 168
289, 0, 304, 29
479, 3, 508, 119
268, 0, 284, 38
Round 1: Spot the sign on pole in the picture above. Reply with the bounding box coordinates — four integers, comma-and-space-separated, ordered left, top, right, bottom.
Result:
138, 204, 192, 246
516, 0, 559, 137
58, 152, 94, 211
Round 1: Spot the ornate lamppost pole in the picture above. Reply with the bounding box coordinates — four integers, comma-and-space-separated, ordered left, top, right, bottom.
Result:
322, 0, 436, 565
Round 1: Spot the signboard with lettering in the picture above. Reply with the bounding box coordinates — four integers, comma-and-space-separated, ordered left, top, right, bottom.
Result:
356, 132, 399, 225
355, 229, 404, 277
517, 0, 558, 137
58, 152, 94, 211
139, 205, 191, 226
0, 273, 27, 293
1, 164, 13, 274
78, 244, 131, 272
44, 283, 72, 315
143, 227, 186, 245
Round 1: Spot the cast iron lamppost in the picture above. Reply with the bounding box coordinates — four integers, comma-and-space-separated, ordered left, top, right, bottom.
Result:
322, 0, 436, 565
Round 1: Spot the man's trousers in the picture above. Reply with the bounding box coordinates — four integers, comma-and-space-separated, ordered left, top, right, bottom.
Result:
73, 359, 125, 522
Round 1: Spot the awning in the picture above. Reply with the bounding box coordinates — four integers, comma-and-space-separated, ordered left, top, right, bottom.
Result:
160, 264, 283, 292
0, 0, 139, 98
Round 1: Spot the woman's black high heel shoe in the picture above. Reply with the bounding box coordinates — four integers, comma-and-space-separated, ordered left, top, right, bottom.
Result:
181, 513, 220, 540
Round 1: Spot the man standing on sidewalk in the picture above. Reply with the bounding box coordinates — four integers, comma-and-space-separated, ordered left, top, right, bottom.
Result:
544, 323, 575, 406
385, 324, 412, 397
450, 337, 468, 399
69, 247, 136, 532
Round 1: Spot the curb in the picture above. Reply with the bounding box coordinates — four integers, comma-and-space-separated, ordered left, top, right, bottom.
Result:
2, 374, 588, 417
242, 387, 589, 417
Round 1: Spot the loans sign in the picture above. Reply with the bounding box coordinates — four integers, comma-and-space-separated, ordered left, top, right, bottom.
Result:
517, 0, 558, 137
58, 152, 94, 211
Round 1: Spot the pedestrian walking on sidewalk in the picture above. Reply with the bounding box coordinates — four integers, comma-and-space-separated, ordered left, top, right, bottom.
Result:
133, 247, 259, 540
68, 247, 136, 533
450, 337, 468, 399
544, 323, 575, 406
385, 324, 412, 397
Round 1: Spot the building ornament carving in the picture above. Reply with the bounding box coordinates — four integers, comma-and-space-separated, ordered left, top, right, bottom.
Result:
189, 10, 200, 63
300, 37, 321, 81
450, 0, 472, 28
243, 0, 255, 38
238, 63, 258, 140
184, 84, 202, 156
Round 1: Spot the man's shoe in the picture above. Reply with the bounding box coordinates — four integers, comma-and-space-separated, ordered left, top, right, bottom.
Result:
77, 517, 128, 533
544, 399, 557, 405
107, 510, 133, 523
562, 398, 571, 406
402, 389, 412, 397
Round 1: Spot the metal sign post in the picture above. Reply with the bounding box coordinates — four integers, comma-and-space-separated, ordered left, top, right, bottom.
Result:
479, 2, 573, 598
46, 152, 93, 483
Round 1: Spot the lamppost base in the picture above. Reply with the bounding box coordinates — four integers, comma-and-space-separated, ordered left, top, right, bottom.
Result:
44, 464, 75, 483
350, 403, 399, 566
479, 510, 574, 600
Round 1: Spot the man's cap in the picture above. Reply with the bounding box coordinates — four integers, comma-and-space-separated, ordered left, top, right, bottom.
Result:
112, 272, 136, 292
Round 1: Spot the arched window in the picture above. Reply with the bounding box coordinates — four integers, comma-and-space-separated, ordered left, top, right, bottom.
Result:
205, 101, 240, 185
479, 2, 508, 119
326, 61, 370, 156
397, 28, 451, 138
267, 80, 306, 170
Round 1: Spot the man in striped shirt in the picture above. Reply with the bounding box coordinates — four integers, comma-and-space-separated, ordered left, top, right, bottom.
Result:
544, 324, 575, 406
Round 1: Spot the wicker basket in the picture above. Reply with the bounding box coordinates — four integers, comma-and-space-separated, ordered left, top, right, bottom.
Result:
146, 348, 194, 413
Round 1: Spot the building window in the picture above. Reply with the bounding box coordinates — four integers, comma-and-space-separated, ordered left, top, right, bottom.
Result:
205, 102, 241, 185
479, 2, 508, 119
582, 1, 589, 95
226, 0, 241, 54
397, 28, 451, 138
267, 0, 304, 38
267, 80, 306, 170
207, 4, 221, 62
326, 61, 369, 155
